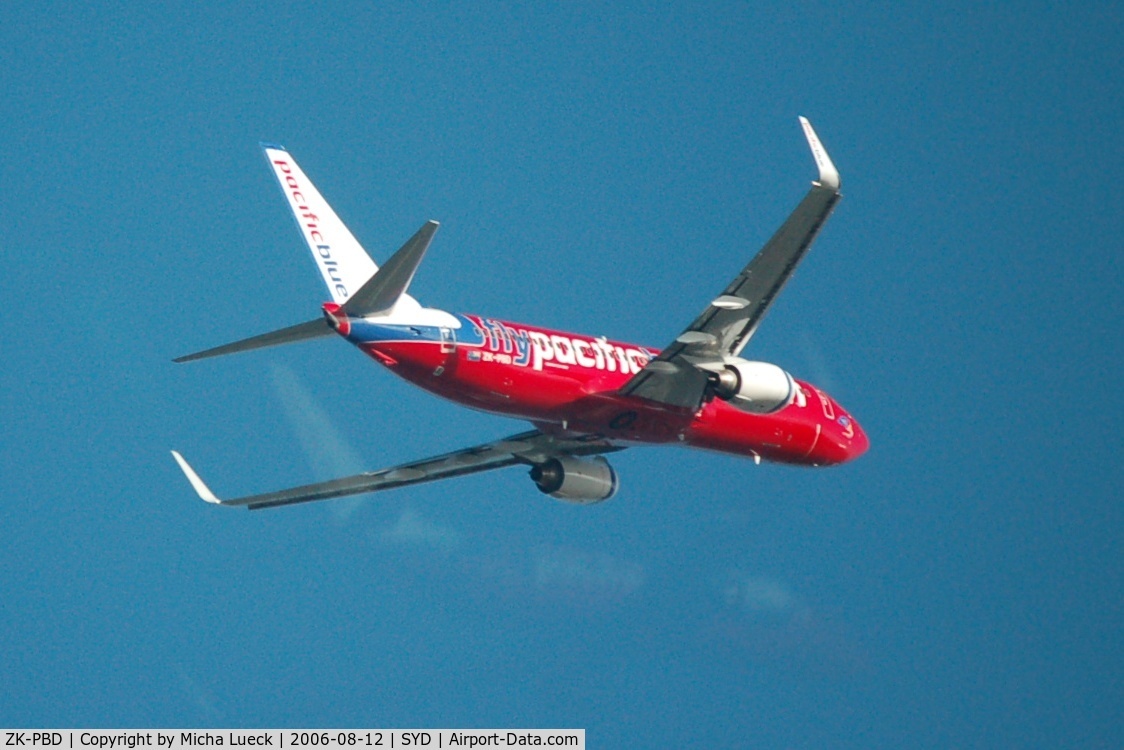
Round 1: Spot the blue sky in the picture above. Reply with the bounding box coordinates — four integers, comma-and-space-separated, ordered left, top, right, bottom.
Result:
1, 1, 1121, 746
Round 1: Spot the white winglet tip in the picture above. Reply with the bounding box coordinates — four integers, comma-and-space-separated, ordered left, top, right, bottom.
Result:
170, 450, 223, 504
798, 116, 841, 191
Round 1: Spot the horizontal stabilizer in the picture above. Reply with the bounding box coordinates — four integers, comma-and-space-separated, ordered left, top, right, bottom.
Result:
173, 318, 331, 363
343, 220, 439, 316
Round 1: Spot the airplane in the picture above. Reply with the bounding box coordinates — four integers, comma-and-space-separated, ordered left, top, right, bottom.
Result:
171, 117, 868, 510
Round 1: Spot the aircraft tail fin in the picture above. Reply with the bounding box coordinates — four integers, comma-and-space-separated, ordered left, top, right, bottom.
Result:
262, 143, 379, 305
174, 150, 443, 364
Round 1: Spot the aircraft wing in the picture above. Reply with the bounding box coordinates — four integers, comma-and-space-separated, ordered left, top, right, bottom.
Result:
171, 430, 622, 510
620, 117, 842, 411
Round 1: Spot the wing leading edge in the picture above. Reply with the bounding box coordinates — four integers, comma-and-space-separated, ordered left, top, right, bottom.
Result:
171, 430, 622, 510
620, 117, 843, 410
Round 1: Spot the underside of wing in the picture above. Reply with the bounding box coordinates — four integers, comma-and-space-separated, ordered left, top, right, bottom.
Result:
621, 117, 843, 411
171, 430, 622, 510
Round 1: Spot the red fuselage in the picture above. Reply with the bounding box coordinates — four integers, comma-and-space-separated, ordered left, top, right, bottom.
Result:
331, 308, 868, 468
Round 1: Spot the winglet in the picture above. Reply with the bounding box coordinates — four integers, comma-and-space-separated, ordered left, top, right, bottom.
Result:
170, 451, 224, 504
798, 116, 840, 191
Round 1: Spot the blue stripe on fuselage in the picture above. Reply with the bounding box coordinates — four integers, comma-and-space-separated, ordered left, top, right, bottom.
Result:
452, 314, 487, 346
346, 320, 442, 345
345, 314, 488, 347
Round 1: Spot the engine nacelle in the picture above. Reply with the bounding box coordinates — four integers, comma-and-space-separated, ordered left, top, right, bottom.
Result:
529, 455, 619, 504
711, 358, 796, 414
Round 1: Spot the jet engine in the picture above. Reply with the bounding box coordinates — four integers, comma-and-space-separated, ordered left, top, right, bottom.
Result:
529, 455, 619, 504
710, 358, 796, 414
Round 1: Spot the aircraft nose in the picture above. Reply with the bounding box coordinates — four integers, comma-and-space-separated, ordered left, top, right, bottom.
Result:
846, 418, 870, 462
816, 411, 869, 465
